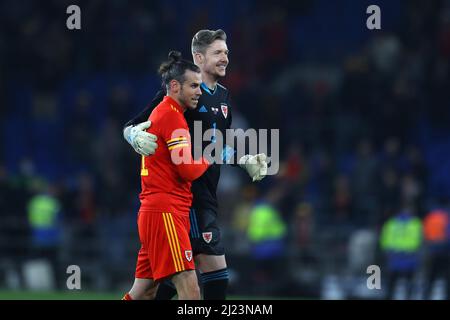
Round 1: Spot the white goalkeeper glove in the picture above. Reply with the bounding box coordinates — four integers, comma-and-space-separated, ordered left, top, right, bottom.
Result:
123, 120, 158, 156
238, 153, 268, 182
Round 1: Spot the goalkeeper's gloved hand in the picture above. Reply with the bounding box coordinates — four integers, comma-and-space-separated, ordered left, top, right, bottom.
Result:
124, 121, 158, 156
238, 153, 268, 182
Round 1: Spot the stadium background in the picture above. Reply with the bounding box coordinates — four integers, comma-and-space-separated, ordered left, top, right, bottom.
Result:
1, 0, 450, 299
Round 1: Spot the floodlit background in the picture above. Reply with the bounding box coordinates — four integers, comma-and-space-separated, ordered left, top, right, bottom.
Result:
1, 0, 450, 299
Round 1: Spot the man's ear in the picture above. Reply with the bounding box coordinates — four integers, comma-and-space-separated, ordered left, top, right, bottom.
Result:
169, 79, 180, 93
193, 52, 203, 65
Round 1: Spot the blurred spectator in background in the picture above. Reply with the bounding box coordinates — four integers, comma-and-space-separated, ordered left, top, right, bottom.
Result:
62, 172, 98, 236
291, 202, 317, 265
247, 186, 287, 295
404, 145, 427, 192
380, 207, 422, 299
378, 168, 400, 224
422, 206, 450, 299
381, 137, 403, 172
230, 184, 258, 253
26, 182, 62, 288
401, 174, 424, 218
332, 174, 353, 225
292, 202, 315, 251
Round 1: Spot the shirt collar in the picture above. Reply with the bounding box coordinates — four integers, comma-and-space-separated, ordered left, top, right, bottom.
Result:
201, 82, 216, 95
163, 95, 185, 113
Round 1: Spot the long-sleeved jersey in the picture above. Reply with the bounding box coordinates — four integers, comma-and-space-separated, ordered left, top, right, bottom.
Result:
127, 83, 232, 210
139, 95, 209, 215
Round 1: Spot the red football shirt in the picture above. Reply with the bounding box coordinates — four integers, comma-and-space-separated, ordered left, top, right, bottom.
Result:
139, 95, 209, 215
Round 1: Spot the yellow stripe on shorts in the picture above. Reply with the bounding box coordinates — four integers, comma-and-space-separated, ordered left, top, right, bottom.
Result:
162, 212, 182, 272
166, 213, 185, 272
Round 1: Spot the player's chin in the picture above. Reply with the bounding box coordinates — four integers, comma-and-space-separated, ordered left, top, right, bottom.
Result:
189, 100, 199, 109
215, 68, 226, 77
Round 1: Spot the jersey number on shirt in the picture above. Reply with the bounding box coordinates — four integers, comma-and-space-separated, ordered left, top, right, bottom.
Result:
141, 156, 148, 176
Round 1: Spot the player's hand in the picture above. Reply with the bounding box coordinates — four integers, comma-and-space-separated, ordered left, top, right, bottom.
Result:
238, 153, 268, 182
126, 121, 158, 156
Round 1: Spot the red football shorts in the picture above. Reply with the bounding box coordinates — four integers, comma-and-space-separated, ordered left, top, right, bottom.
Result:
135, 210, 195, 281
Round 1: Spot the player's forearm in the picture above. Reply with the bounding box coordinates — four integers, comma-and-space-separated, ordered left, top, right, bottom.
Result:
176, 158, 210, 182
124, 90, 165, 128
124, 108, 151, 128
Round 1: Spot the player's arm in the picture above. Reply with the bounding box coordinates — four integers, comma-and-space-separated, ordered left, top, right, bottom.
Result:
123, 90, 165, 156
163, 114, 210, 182
170, 141, 210, 182
225, 98, 268, 182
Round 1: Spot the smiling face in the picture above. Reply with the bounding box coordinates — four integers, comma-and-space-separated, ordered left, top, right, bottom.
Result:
195, 40, 229, 79
175, 69, 202, 110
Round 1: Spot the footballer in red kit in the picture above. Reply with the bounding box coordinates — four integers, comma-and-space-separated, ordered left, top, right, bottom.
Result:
136, 95, 209, 281
124, 51, 209, 300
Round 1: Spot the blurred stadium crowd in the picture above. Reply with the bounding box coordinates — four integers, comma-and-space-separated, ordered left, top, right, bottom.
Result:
1, 0, 450, 299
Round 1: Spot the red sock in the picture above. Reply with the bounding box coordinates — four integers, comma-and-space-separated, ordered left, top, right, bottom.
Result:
122, 293, 133, 300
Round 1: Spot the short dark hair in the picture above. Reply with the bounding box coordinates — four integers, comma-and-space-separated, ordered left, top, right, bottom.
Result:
158, 51, 200, 88
191, 29, 227, 55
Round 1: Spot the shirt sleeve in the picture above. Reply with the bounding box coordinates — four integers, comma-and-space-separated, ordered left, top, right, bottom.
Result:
160, 111, 210, 182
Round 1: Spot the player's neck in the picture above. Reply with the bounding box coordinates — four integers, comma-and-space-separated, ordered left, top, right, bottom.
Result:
201, 72, 218, 90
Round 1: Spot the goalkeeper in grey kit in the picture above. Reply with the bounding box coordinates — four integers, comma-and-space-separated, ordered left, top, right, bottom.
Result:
123, 29, 268, 300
